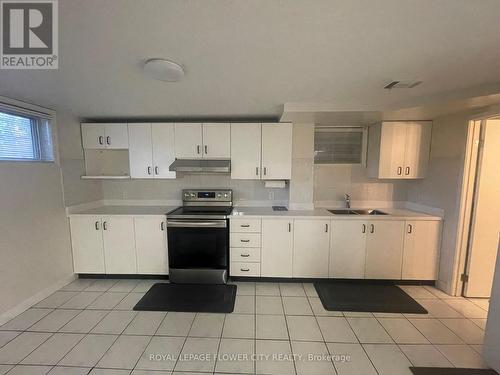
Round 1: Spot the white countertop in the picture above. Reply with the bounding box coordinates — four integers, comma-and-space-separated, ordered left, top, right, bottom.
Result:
69, 205, 177, 216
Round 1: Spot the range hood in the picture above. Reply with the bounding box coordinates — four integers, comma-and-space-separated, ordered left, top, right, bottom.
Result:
169, 159, 231, 173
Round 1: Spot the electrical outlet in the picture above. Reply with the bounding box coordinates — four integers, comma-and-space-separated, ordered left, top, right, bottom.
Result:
268, 191, 275, 200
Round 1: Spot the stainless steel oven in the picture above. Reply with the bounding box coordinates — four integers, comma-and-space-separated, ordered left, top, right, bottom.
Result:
166, 189, 232, 284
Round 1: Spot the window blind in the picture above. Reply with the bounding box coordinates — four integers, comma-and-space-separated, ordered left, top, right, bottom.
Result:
314, 127, 366, 164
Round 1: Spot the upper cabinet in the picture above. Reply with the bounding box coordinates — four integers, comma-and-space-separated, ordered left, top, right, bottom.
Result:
367, 121, 432, 179
174, 123, 230, 159
231, 122, 292, 180
82, 123, 129, 149
128, 123, 176, 179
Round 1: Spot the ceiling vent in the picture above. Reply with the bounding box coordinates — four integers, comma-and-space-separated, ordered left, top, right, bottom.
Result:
384, 80, 422, 90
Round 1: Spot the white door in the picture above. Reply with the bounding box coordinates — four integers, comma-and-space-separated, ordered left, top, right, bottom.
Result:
293, 219, 330, 278
81, 123, 105, 149
261, 219, 293, 277
102, 216, 137, 274
135, 217, 169, 274
465, 119, 500, 297
69, 216, 105, 273
330, 220, 367, 278
174, 123, 203, 158
104, 123, 129, 149
378, 122, 407, 178
152, 123, 176, 179
231, 123, 262, 179
202, 123, 230, 159
261, 123, 292, 180
404, 122, 432, 178
365, 220, 405, 279
128, 123, 154, 178
402, 220, 440, 280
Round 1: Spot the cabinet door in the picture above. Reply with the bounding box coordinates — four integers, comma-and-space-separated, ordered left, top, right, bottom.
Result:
102, 217, 137, 274
402, 221, 440, 280
152, 123, 176, 179
330, 221, 367, 278
135, 217, 169, 274
230, 123, 262, 179
365, 220, 404, 279
202, 123, 230, 159
261, 123, 292, 180
378, 122, 407, 178
261, 219, 293, 277
174, 123, 203, 158
293, 219, 330, 278
104, 123, 129, 149
69, 216, 105, 273
128, 123, 153, 178
81, 123, 105, 149
404, 122, 432, 179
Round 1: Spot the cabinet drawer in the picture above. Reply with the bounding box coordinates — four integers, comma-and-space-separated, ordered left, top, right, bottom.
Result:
230, 219, 262, 233
230, 247, 261, 263
230, 233, 261, 248
231, 262, 261, 277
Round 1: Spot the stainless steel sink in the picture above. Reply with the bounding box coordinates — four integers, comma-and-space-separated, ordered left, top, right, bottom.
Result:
328, 209, 359, 215
328, 209, 388, 215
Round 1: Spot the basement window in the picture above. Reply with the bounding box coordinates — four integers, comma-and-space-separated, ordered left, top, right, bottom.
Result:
314, 126, 367, 165
0, 108, 54, 162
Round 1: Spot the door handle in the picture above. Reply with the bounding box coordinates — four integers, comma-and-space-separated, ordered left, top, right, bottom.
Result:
325, 223, 328, 233
240, 239, 250, 243
407, 224, 412, 234
204, 145, 208, 154
263, 167, 267, 176
405, 166, 410, 175
160, 221, 165, 231
240, 268, 250, 272
240, 254, 250, 258
103, 221, 108, 230
155, 166, 159, 175
197, 145, 201, 154
95, 221, 100, 230
106, 136, 111, 145
370, 224, 374, 233
362, 224, 366, 233
240, 224, 250, 228
98, 136, 104, 145
147, 166, 152, 175
288, 222, 291, 232
256, 167, 259, 176
397, 166, 402, 175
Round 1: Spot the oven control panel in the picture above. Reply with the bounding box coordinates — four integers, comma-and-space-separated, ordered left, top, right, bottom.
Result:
182, 189, 232, 202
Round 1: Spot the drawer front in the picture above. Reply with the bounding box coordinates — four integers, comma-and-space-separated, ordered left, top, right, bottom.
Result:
230, 233, 261, 248
231, 262, 261, 277
230, 247, 261, 263
230, 219, 262, 233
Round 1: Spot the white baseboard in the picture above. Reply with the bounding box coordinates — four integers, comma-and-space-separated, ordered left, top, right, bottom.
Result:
0, 274, 77, 326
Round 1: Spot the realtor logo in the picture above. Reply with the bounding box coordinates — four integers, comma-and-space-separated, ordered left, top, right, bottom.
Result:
1, 0, 58, 69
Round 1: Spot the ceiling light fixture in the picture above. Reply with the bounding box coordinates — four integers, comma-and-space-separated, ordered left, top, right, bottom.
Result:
143, 58, 185, 82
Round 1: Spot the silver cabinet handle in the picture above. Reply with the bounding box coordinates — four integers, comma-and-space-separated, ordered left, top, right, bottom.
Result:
103, 221, 108, 230
204, 145, 208, 154
197, 145, 201, 154
98, 136, 104, 145
95, 221, 100, 230
240, 254, 250, 258
407, 224, 412, 234
325, 223, 328, 233
370, 224, 374, 233
147, 166, 152, 175
155, 166, 159, 175
288, 222, 291, 232
405, 166, 410, 175
160, 221, 165, 231
240, 268, 250, 272
240, 224, 250, 228
362, 224, 366, 233
263, 167, 267, 175
106, 136, 111, 145
397, 166, 402, 175
240, 239, 250, 243
256, 167, 259, 176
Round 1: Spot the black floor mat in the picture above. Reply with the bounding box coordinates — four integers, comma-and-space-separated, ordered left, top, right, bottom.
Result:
410, 367, 498, 375
314, 281, 427, 314
134, 283, 237, 313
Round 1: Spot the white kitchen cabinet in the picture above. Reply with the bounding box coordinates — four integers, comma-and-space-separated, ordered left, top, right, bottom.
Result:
134, 216, 169, 274
231, 123, 262, 179
261, 219, 293, 277
261, 123, 292, 180
175, 123, 203, 158
102, 216, 137, 274
293, 219, 330, 278
69, 216, 105, 274
202, 123, 230, 158
81, 123, 128, 150
128, 123, 176, 179
330, 220, 368, 278
402, 220, 441, 280
365, 220, 405, 279
367, 121, 432, 179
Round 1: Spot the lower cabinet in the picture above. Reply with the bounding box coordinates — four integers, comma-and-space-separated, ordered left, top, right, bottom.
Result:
261, 219, 293, 277
101, 217, 136, 274
365, 220, 405, 279
134, 216, 169, 274
293, 219, 330, 278
70, 216, 106, 274
402, 220, 441, 280
330, 220, 367, 278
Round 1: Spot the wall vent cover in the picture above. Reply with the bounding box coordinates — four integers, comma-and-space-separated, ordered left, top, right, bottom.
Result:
384, 80, 422, 89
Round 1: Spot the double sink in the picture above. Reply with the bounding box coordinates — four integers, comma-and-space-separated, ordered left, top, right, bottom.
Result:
328, 209, 388, 215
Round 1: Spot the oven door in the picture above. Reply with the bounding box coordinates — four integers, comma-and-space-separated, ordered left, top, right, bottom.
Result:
166, 219, 228, 270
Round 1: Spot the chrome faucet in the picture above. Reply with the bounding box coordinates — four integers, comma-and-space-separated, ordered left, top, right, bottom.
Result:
344, 194, 351, 209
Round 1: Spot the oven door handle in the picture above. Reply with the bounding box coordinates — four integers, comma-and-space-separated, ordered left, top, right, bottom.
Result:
166, 220, 227, 228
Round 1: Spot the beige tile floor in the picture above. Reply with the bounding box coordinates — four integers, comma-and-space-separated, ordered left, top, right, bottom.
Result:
0, 279, 491, 374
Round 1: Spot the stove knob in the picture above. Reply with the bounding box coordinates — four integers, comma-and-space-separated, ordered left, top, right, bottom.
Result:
190, 193, 196, 197
184, 193, 189, 197
224, 193, 228, 198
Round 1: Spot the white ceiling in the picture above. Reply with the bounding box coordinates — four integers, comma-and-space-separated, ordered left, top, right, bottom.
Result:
1, 0, 500, 119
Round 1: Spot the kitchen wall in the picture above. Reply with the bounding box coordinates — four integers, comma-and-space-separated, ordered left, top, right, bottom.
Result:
0, 108, 74, 321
